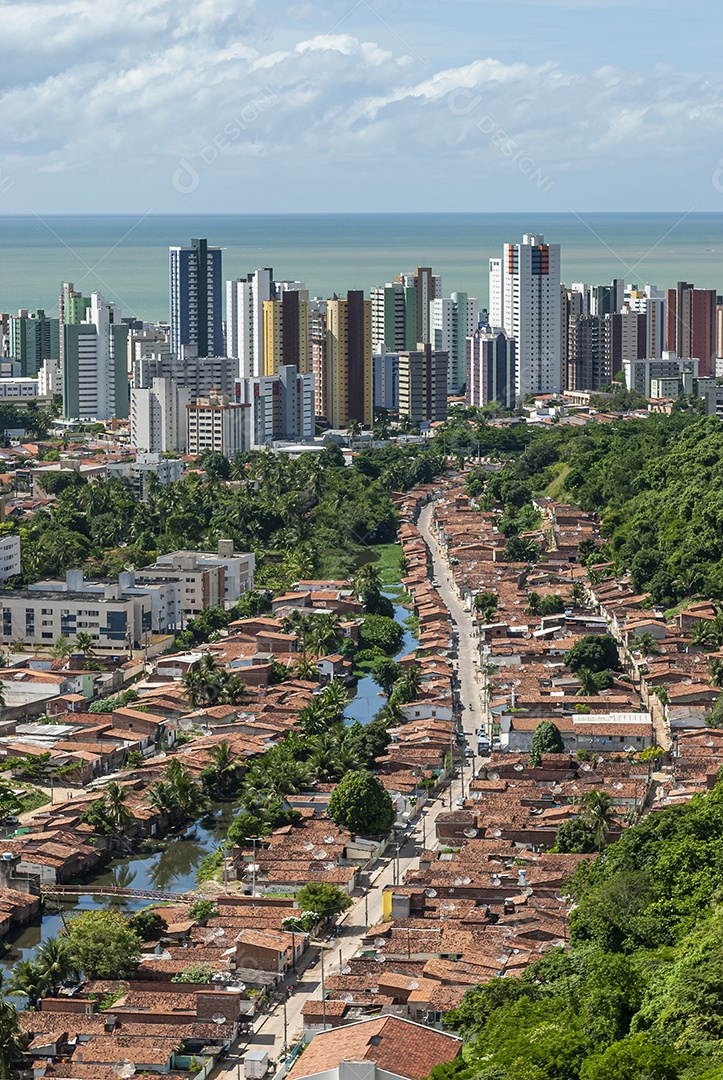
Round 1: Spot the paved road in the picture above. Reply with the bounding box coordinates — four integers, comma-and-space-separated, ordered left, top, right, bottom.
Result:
217, 496, 483, 1075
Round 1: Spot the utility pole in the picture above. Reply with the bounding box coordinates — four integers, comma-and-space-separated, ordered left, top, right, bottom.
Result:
282, 993, 288, 1054
320, 945, 326, 1030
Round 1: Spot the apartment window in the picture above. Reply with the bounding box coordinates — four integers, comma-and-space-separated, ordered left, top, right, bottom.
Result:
41, 632, 53, 640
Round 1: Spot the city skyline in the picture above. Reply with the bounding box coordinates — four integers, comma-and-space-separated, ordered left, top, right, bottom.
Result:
1, 1, 723, 213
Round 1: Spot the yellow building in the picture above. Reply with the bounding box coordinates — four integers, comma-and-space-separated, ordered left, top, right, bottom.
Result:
261, 292, 309, 377
325, 291, 372, 428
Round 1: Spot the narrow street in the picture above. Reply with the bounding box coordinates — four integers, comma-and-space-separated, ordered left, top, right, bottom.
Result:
218, 497, 481, 1076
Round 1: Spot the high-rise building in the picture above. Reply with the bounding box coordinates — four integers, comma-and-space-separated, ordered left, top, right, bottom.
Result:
237, 365, 315, 447
561, 287, 586, 389
310, 300, 327, 420
131, 377, 192, 454
132, 347, 236, 400
169, 238, 223, 357
429, 291, 479, 393
262, 288, 310, 375
567, 315, 613, 391
609, 305, 647, 377
490, 234, 562, 400
666, 282, 716, 376
466, 327, 516, 411
625, 286, 665, 359
226, 268, 273, 379
398, 344, 448, 424
373, 345, 400, 412
325, 291, 372, 428
62, 293, 128, 421
9, 309, 60, 376
395, 267, 442, 345
590, 279, 624, 316
370, 283, 417, 352
186, 393, 251, 458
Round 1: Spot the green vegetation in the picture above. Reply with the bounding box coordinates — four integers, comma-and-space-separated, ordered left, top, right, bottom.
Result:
17, 444, 443, 587
148, 758, 209, 821
188, 900, 218, 926
88, 688, 139, 714
328, 770, 396, 836
361, 543, 405, 585
530, 720, 564, 766
172, 963, 213, 984
195, 847, 227, 884
128, 911, 168, 941
471, 414, 723, 608
435, 779, 723, 1080
65, 910, 141, 980
295, 882, 352, 921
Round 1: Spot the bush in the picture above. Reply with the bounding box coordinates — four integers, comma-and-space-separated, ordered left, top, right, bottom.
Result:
328, 770, 396, 836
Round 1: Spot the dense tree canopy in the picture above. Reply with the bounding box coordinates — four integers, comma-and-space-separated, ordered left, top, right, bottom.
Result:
328, 770, 396, 836
434, 778, 723, 1080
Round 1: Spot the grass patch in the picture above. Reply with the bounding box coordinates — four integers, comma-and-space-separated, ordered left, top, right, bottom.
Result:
544, 462, 571, 500
404, 614, 420, 638
18, 786, 50, 814
195, 847, 226, 885
362, 543, 404, 585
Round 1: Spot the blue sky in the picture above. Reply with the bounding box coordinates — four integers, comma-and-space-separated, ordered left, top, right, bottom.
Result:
1, 0, 722, 213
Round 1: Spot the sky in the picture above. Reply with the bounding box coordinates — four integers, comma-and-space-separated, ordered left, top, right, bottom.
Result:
1, 0, 723, 213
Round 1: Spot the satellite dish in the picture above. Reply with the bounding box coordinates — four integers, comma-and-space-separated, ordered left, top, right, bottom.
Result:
375, 954, 386, 963
112, 1064, 135, 1080
490, 875, 501, 886
323, 835, 335, 845
407, 980, 420, 990
441, 901, 455, 912
522, 886, 534, 896
472, 792, 482, 801
303, 842, 314, 851
514, 764, 524, 772
312, 849, 327, 860
463, 827, 478, 838
425, 888, 438, 898
340, 993, 354, 1003
341, 964, 352, 975
580, 763, 592, 772
461, 876, 471, 885
374, 937, 386, 947
493, 829, 503, 838
214, 928, 225, 938
489, 772, 500, 781
211, 1014, 226, 1027
453, 877, 466, 887
323, 862, 335, 871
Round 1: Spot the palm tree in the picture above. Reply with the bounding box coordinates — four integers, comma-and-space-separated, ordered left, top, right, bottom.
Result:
307, 613, 344, 658
0, 996, 24, 1078
576, 668, 600, 697
581, 789, 615, 850
319, 681, 350, 720
689, 619, 718, 647
709, 658, 723, 688
8, 958, 47, 1009
346, 419, 362, 451
36, 938, 79, 996
103, 781, 133, 833
50, 634, 73, 660
634, 632, 660, 657
74, 631, 96, 657
218, 672, 247, 706
294, 656, 319, 681
354, 563, 382, 596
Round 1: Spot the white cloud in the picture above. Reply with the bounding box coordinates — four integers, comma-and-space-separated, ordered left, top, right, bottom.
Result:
1, 0, 722, 210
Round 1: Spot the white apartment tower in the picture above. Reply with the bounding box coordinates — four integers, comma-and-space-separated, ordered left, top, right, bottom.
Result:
430, 292, 479, 393
489, 234, 562, 401
226, 269, 273, 379
131, 377, 192, 454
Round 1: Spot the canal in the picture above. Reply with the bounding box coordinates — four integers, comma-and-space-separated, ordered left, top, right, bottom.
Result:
0, 575, 417, 975
0, 804, 235, 976
343, 592, 416, 726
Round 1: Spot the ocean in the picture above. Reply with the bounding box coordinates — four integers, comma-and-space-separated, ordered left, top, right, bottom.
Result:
1, 212, 722, 323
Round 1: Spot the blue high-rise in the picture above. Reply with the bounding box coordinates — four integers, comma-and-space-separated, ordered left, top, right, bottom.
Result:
169, 238, 224, 357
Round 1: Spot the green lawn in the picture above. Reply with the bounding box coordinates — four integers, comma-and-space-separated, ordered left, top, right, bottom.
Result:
544, 463, 571, 500
18, 786, 50, 814
364, 543, 404, 585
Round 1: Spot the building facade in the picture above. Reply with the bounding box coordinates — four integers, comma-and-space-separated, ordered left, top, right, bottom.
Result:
169, 238, 224, 358
186, 393, 251, 458
371, 283, 417, 352
666, 281, 716, 376
237, 365, 315, 446
398, 345, 448, 424
490, 234, 562, 400
466, 327, 516, 411
131, 376, 192, 454
429, 292, 479, 393
325, 291, 372, 428
9, 310, 60, 377
62, 293, 128, 421
226, 268, 273, 379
